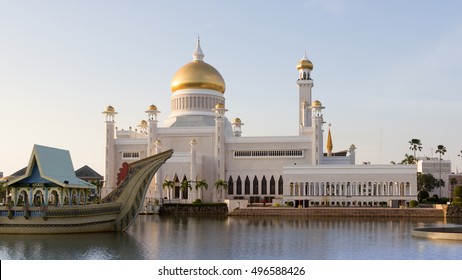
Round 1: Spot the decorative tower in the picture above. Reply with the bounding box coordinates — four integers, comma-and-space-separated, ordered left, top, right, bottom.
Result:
232, 118, 244, 137
102, 105, 118, 197
190, 138, 198, 201
326, 124, 333, 157
213, 102, 227, 202
310, 100, 325, 165
297, 53, 314, 134
145, 104, 160, 157
349, 144, 357, 164
144, 105, 160, 205
154, 139, 163, 202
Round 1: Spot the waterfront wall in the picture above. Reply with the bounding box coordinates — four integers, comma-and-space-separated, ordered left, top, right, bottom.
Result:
159, 203, 228, 215
447, 205, 462, 218
229, 207, 444, 218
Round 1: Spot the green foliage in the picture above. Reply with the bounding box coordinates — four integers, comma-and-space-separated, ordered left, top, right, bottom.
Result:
417, 191, 429, 203
417, 173, 440, 192
454, 186, 462, 198
409, 200, 419, 207
214, 179, 228, 190
273, 203, 281, 207
438, 197, 449, 204
285, 201, 294, 207
400, 154, 416, 164
452, 197, 462, 205
192, 199, 202, 204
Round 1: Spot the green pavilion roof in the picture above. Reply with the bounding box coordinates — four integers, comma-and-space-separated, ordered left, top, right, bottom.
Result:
6, 144, 95, 189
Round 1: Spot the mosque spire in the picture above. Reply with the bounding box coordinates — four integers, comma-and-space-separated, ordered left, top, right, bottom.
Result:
193, 35, 204, 61
327, 124, 333, 157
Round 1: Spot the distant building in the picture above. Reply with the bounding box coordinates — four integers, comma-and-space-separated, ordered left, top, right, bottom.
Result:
417, 157, 451, 198
75, 165, 104, 199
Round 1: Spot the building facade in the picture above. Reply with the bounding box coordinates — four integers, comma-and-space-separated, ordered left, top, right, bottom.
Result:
102, 39, 417, 207
417, 157, 451, 198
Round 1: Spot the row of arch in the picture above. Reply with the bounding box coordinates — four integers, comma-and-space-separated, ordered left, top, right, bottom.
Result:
289, 181, 413, 197
9, 187, 88, 207
227, 175, 284, 196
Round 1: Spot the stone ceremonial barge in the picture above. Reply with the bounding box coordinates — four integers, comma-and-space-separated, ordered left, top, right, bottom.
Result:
0, 145, 172, 234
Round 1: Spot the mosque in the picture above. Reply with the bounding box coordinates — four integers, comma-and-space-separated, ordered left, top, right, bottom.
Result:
102, 39, 417, 208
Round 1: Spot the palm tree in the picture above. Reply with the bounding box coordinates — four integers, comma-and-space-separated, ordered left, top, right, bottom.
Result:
409, 139, 422, 161
400, 154, 416, 164
180, 179, 192, 203
214, 179, 228, 202
162, 180, 174, 203
195, 179, 208, 200
435, 144, 447, 198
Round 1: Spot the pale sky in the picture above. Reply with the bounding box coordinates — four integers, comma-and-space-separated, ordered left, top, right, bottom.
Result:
1, 0, 461, 177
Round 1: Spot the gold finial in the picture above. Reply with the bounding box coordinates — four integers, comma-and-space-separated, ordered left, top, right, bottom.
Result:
327, 124, 333, 156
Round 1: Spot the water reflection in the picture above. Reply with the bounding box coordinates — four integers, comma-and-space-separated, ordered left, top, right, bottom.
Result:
1, 216, 461, 260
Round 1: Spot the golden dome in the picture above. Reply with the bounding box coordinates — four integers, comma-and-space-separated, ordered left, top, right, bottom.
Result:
171, 60, 226, 94
312, 100, 322, 107
297, 53, 313, 70
147, 104, 157, 111
215, 102, 225, 109
297, 59, 313, 70
104, 105, 115, 112
139, 120, 148, 126
233, 117, 241, 123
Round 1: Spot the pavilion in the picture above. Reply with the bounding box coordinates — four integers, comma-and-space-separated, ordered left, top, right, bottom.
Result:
4, 145, 95, 207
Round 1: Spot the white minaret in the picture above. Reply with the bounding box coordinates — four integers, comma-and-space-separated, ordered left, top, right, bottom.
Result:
297, 53, 314, 134
145, 104, 160, 156
102, 105, 118, 197
213, 102, 227, 202
310, 100, 325, 165
231, 117, 244, 137
143, 105, 160, 205
190, 138, 198, 201
154, 139, 163, 202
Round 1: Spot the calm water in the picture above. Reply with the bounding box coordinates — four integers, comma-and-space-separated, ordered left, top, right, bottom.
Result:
0, 215, 461, 260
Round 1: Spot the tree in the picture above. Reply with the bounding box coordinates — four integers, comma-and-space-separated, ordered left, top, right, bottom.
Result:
162, 180, 174, 203
195, 179, 208, 200
400, 154, 416, 164
180, 179, 192, 203
417, 172, 439, 192
435, 144, 447, 198
214, 179, 228, 202
409, 139, 422, 161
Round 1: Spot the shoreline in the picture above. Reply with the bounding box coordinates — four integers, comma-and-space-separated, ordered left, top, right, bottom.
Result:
228, 207, 445, 218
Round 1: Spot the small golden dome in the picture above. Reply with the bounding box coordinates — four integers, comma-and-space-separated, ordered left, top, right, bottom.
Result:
139, 120, 148, 126
312, 100, 322, 107
147, 104, 157, 111
233, 117, 241, 123
297, 53, 313, 70
171, 60, 226, 94
297, 59, 313, 70
105, 105, 115, 112
215, 103, 225, 109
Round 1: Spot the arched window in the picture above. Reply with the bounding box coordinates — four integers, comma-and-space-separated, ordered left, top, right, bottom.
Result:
236, 176, 242, 195
270, 176, 276, 195
245, 176, 250, 195
228, 176, 234, 195
253, 176, 259, 195
261, 176, 267, 195
278, 176, 284, 195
